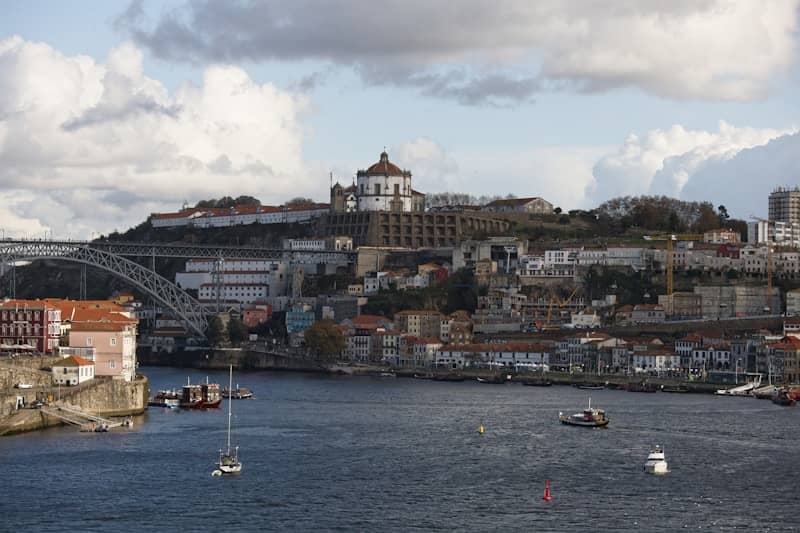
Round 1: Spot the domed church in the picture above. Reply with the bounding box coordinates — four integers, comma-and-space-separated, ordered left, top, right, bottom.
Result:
330, 151, 425, 213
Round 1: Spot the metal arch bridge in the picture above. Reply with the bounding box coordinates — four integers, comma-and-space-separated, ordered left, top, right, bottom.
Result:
0, 240, 210, 337
78, 240, 356, 262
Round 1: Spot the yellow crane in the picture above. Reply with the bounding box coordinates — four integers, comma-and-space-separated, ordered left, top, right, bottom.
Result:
543, 286, 580, 330
750, 215, 774, 311
642, 233, 704, 305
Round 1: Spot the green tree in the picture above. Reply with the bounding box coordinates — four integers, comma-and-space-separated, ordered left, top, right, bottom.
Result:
207, 316, 227, 346
227, 317, 249, 346
286, 197, 315, 207
304, 320, 345, 360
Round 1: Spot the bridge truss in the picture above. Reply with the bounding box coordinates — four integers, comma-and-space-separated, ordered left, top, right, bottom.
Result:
0, 241, 209, 336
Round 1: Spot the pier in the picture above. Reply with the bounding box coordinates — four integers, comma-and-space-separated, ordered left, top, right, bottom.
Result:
40, 404, 123, 431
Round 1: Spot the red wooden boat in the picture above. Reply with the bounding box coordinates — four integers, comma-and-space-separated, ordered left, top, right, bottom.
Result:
180, 379, 222, 409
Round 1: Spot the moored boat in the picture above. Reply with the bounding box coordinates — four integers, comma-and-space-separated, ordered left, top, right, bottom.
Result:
477, 375, 509, 384
180, 378, 222, 409
148, 389, 180, 408
644, 445, 669, 474
559, 398, 609, 427
660, 385, 689, 393
575, 382, 604, 390
222, 386, 253, 400
772, 388, 797, 407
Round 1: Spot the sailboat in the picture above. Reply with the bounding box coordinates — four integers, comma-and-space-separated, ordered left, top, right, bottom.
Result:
212, 365, 243, 477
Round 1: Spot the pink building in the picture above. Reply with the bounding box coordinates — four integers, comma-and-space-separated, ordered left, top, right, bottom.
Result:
68, 313, 138, 382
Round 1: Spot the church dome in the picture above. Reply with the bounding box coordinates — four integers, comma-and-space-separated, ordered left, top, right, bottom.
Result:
364, 151, 406, 176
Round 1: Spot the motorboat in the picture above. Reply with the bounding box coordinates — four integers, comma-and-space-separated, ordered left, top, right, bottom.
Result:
559, 398, 609, 427
477, 375, 509, 384
772, 388, 797, 407
222, 386, 253, 399
644, 445, 669, 474
626, 381, 658, 393
148, 389, 180, 408
574, 382, 604, 390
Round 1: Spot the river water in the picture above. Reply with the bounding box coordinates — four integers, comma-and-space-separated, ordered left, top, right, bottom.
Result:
2, 367, 799, 532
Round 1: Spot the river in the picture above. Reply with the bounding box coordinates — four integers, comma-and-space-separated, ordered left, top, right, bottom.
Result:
1, 367, 798, 532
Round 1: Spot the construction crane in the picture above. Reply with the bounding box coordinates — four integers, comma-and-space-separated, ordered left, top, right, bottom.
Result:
642, 234, 704, 311
543, 286, 580, 330
750, 215, 774, 311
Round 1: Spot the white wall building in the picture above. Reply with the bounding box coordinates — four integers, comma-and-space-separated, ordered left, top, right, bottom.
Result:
356, 151, 414, 212
52, 355, 95, 386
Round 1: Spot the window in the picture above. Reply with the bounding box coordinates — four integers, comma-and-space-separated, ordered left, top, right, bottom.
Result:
109, 360, 116, 369
87, 337, 93, 346
111, 337, 117, 346
394, 183, 400, 195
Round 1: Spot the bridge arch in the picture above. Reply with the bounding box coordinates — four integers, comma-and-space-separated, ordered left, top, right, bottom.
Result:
0, 241, 208, 336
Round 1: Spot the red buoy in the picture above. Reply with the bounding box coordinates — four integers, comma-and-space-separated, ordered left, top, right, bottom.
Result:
543, 479, 552, 502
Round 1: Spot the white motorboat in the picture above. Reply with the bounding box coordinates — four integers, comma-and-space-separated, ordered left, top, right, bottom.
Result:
644, 445, 669, 475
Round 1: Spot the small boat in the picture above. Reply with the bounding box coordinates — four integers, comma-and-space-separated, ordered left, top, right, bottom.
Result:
212, 365, 243, 477
477, 375, 509, 384
752, 385, 778, 399
559, 398, 609, 427
413, 373, 433, 380
772, 388, 797, 407
122, 417, 134, 428
575, 383, 604, 390
661, 385, 689, 393
222, 386, 253, 400
379, 371, 397, 378
644, 445, 669, 474
148, 389, 180, 408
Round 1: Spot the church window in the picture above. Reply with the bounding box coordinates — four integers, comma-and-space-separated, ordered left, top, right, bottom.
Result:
394, 184, 400, 195
375, 184, 381, 195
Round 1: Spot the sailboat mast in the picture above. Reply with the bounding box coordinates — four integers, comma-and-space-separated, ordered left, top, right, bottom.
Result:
227, 365, 233, 454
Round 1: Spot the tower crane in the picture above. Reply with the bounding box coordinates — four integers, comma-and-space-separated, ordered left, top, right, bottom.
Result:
543, 286, 580, 331
642, 233, 704, 315
750, 215, 774, 312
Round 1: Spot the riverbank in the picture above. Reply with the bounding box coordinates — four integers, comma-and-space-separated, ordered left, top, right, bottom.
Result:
0, 368, 149, 436
138, 348, 731, 394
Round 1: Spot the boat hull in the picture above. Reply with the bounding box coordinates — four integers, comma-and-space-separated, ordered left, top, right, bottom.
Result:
645, 461, 669, 474
559, 416, 609, 428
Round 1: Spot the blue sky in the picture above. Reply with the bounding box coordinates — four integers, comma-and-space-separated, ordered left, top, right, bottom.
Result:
1, 1, 799, 237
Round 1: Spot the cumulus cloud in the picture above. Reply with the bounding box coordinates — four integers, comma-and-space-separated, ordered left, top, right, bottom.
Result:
681, 132, 800, 218
0, 36, 312, 238
117, 0, 799, 105
588, 121, 798, 216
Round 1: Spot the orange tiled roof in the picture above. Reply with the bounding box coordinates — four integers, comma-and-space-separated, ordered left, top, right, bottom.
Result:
57, 355, 93, 367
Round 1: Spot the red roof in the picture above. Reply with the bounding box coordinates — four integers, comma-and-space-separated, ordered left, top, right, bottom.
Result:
362, 151, 407, 176
58, 355, 93, 367
350, 315, 390, 325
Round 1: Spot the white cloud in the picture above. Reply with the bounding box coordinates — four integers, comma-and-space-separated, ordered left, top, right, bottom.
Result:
120, 0, 800, 104
0, 36, 311, 238
589, 121, 796, 208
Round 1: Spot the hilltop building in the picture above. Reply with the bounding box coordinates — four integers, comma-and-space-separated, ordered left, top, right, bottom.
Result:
330, 151, 424, 214
769, 186, 800, 227
322, 151, 510, 247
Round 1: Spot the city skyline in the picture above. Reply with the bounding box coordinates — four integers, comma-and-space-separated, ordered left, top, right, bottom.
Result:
1, 1, 799, 238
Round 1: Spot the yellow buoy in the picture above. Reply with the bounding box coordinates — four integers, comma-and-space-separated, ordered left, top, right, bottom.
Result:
478, 424, 485, 435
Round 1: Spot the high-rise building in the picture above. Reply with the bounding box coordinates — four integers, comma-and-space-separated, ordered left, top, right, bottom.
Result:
769, 186, 800, 226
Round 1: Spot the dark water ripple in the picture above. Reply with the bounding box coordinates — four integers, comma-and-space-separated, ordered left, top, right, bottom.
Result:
2, 367, 799, 532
